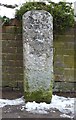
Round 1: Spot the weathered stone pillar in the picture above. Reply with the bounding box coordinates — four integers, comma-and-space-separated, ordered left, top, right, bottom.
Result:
23, 10, 53, 103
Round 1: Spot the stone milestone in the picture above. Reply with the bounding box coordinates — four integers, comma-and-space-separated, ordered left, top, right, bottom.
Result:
23, 10, 53, 103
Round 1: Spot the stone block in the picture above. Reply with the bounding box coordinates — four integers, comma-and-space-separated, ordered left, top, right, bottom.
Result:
23, 10, 53, 103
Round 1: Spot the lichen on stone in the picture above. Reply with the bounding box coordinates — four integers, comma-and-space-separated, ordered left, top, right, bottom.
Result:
23, 10, 53, 102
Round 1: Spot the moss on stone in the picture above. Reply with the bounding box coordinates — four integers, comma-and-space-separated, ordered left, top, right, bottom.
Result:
24, 75, 53, 103
24, 80, 53, 103
24, 89, 52, 103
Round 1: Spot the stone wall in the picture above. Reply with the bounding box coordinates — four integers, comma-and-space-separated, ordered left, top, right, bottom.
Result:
2, 25, 75, 92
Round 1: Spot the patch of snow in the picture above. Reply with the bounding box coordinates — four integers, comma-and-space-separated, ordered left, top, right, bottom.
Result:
0, 95, 75, 118
0, 0, 25, 6
25, 101, 50, 114
25, 95, 75, 117
0, 0, 50, 18
60, 114, 73, 118
0, 96, 24, 108
50, 95, 74, 115
0, 0, 75, 18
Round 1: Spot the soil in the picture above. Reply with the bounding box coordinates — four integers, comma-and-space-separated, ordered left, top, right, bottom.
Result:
0, 87, 76, 119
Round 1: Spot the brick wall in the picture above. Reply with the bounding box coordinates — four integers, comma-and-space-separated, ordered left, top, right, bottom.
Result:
54, 28, 75, 92
2, 26, 23, 89
2, 25, 75, 92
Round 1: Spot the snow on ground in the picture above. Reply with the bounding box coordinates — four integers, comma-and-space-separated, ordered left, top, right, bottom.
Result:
60, 114, 74, 118
0, 95, 75, 118
0, 96, 24, 108
24, 95, 75, 118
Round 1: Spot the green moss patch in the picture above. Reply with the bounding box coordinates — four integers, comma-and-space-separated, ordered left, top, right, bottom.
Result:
24, 89, 52, 103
